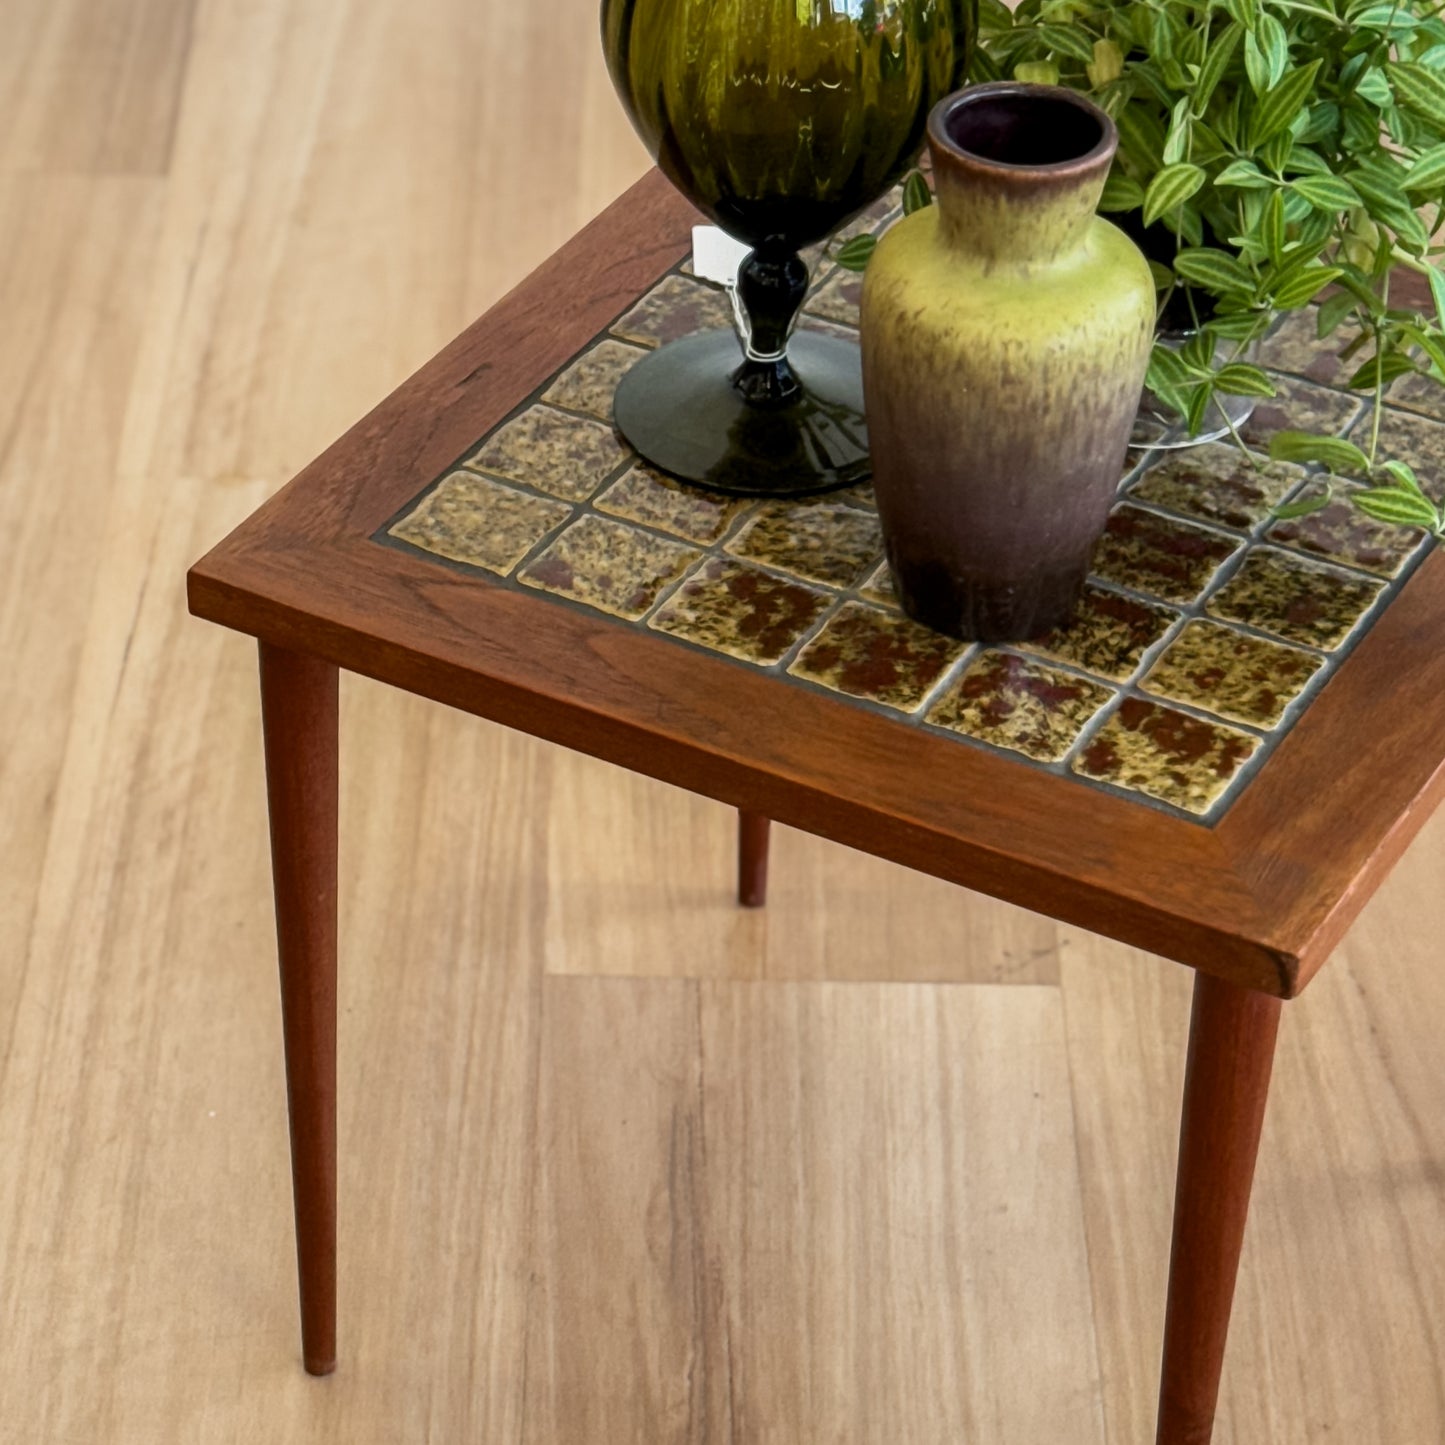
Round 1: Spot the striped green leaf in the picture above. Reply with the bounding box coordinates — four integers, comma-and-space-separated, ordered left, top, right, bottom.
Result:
1143, 162, 1207, 226
1290, 173, 1363, 211
1388, 63, 1445, 129
1268, 432, 1371, 474
1172, 246, 1256, 296
1249, 61, 1323, 148
1351, 488, 1440, 528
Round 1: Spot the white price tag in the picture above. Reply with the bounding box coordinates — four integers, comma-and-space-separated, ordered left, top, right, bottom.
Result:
691, 226, 753, 287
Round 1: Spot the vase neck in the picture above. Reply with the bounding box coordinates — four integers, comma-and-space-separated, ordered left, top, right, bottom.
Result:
926, 84, 1117, 268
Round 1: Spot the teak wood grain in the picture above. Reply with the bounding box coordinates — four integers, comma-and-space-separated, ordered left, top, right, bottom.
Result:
188, 167, 1445, 999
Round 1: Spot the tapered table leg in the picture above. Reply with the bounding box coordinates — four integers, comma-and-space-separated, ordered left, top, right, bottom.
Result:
737, 810, 771, 908
259, 642, 339, 1376
1155, 972, 1283, 1445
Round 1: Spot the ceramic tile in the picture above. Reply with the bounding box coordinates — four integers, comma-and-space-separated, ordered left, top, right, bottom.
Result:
610, 274, 735, 349
927, 650, 1113, 762
798, 313, 864, 344
1240, 374, 1361, 447
1090, 504, 1240, 604
1072, 697, 1260, 815
649, 556, 833, 665
1266, 482, 1425, 577
1141, 619, 1321, 728
1361, 408, 1445, 499
1018, 584, 1179, 682
542, 338, 649, 420
788, 601, 969, 712
595, 462, 750, 544
726, 497, 883, 589
464, 403, 628, 502
1207, 546, 1384, 650
1126, 443, 1304, 533
1386, 368, 1445, 423
803, 268, 864, 327
388, 471, 571, 574
1254, 308, 1360, 387
518, 513, 698, 619
858, 559, 900, 610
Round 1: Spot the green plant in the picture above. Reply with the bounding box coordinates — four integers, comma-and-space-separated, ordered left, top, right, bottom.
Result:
838, 0, 1445, 518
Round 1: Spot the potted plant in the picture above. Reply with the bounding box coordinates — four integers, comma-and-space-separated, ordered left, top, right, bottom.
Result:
839, 0, 1445, 529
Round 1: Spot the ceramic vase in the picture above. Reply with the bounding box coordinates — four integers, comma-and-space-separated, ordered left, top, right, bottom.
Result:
861, 82, 1155, 640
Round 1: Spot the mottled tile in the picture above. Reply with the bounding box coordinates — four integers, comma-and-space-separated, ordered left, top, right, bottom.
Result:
1240, 374, 1361, 446
1360, 408, 1445, 500
610, 274, 735, 349
858, 559, 900, 610
788, 601, 969, 712
1090, 504, 1240, 604
1386, 368, 1445, 423
518, 513, 698, 619
798, 313, 863, 343
1018, 584, 1179, 682
1072, 697, 1260, 815
464, 403, 628, 502
1141, 619, 1321, 728
1207, 546, 1384, 650
1267, 482, 1425, 577
595, 462, 750, 544
1128, 443, 1305, 532
542, 339, 649, 420
388, 471, 571, 574
649, 556, 832, 665
803, 268, 863, 327
726, 497, 883, 589
1255, 307, 1360, 387
928, 650, 1113, 762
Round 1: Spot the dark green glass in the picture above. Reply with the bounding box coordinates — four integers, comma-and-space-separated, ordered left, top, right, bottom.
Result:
601, 0, 971, 497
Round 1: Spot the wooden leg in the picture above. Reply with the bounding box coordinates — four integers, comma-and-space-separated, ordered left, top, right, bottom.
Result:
737, 810, 771, 908
1155, 972, 1283, 1445
259, 642, 339, 1376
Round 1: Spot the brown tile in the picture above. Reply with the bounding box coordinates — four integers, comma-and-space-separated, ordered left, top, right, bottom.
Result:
788, 601, 969, 712
1254, 308, 1360, 387
610, 274, 735, 349
1141, 619, 1321, 728
518, 513, 698, 619
595, 462, 750, 544
388, 471, 571, 574
1364, 408, 1445, 500
928, 650, 1113, 762
726, 497, 883, 589
1127, 443, 1305, 533
798, 314, 863, 343
1072, 697, 1260, 815
649, 557, 832, 665
858, 559, 900, 610
1240, 374, 1361, 447
1386, 369, 1445, 423
542, 339, 649, 421
803, 268, 864, 327
1090, 504, 1240, 604
464, 403, 629, 502
1207, 546, 1384, 651
1018, 584, 1179, 682
1266, 482, 1425, 578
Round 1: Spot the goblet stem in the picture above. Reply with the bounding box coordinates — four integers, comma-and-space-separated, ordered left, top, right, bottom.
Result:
730, 247, 809, 407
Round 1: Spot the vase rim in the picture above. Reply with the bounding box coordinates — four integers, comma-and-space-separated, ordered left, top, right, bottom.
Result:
927, 83, 1117, 183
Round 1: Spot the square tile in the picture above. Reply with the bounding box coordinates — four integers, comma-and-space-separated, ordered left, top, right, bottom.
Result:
802, 268, 863, 328
1018, 584, 1179, 682
1361, 408, 1445, 500
788, 601, 969, 712
464, 403, 629, 502
1207, 546, 1385, 651
610, 274, 735, 349
858, 559, 900, 610
927, 650, 1114, 762
1141, 619, 1322, 728
1072, 698, 1260, 815
649, 557, 833, 665
1254, 308, 1360, 387
519, 513, 698, 619
1090, 504, 1240, 604
542, 339, 649, 420
1127, 444, 1305, 533
1266, 482, 1426, 578
595, 462, 750, 544
726, 497, 883, 589
1240, 375, 1362, 447
388, 471, 571, 574
1386, 368, 1445, 423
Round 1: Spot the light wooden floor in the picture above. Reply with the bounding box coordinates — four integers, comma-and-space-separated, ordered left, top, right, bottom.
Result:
1, 2, 1442, 1440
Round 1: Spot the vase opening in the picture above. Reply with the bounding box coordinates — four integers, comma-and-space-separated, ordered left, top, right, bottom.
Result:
941, 89, 1109, 170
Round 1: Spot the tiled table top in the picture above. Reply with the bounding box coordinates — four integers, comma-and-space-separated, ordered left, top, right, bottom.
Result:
377, 200, 1441, 823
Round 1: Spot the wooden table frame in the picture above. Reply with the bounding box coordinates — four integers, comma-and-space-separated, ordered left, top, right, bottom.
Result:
190, 170, 1445, 1445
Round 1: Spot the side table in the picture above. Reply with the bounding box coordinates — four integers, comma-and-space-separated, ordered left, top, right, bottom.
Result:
188, 170, 1445, 1444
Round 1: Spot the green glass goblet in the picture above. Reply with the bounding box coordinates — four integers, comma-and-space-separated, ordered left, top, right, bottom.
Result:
601, 0, 970, 496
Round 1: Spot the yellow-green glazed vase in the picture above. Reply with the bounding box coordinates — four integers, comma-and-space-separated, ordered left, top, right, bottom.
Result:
861, 83, 1155, 640
601, 0, 969, 497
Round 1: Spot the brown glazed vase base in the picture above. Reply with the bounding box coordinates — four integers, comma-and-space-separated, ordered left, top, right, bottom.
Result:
890, 551, 1091, 642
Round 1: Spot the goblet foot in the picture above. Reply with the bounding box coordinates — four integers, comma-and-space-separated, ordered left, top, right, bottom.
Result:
612, 329, 870, 498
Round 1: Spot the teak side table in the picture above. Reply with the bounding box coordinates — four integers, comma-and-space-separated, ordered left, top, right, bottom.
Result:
188, 170, 1445, 1445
